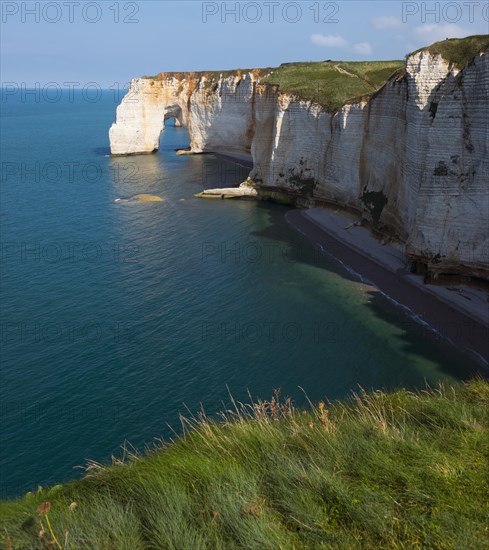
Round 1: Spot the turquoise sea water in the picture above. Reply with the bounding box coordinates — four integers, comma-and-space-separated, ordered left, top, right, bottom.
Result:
0, 91, 479, 497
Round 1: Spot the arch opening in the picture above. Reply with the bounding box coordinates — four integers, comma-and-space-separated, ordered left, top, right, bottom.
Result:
159, 104, 189, 151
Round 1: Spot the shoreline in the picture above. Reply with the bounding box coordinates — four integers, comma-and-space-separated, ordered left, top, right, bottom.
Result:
286, 208, 489, 370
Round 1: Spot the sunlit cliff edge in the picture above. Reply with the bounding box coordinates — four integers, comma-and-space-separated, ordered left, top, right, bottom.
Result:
109, 36, 489, 282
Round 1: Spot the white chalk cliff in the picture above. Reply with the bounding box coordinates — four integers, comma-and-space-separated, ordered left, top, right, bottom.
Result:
109, 47, 489, 280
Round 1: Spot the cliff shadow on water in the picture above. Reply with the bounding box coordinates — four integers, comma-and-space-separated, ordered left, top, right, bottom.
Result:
146, 112, 489, 380
249, 202, 487, 380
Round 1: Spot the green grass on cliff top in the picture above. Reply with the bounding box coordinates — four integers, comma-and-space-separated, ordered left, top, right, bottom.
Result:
412, 34, 489, 69
260, 60, 404, 110
147, 60, 404, 111
1, 379, 488, 549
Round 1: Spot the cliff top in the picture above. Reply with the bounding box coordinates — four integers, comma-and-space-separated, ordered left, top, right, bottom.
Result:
2, 380, 488, 548
146, 67, 271, 82
260, 60, 404, 110
261, 35, 488, 110
143, 61, 404, 111
411, 34, 489, 69
141, 35, 487, 111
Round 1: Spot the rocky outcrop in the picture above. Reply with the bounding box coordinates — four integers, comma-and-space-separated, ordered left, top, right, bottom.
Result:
195, 181, 258, 200
109, 48, 489, 280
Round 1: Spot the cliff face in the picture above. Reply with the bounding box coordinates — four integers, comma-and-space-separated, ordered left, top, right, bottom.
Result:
109, 50, 489, 280
109, 72, 259, 156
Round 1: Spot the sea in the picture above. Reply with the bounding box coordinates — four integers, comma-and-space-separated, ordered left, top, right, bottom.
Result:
0, 89, 479, 498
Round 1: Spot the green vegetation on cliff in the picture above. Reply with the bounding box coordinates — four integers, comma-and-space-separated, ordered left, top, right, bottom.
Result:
412, 34, 489, 69
1, 380, 488, 549
261, 35, 488, 109
261, 60, 404, 110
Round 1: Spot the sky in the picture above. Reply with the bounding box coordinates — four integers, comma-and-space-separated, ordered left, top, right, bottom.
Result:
1, 1, 488, 87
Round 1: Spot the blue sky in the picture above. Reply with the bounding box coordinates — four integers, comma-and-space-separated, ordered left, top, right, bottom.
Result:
1, 1, 487, 86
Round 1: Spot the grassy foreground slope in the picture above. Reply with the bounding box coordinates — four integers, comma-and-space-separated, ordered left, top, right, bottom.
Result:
1, 380, 488, 549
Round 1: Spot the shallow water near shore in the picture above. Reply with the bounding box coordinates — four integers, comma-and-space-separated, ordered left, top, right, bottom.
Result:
0, 91, 481, 498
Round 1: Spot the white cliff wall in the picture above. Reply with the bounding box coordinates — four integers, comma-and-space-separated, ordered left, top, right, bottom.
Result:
109, 73, 258, 156
109, 51, 488, 278
406, 52, 488, 277
186, 74, 257, 154
250, 51, 488, 278
109, 77, 179, 155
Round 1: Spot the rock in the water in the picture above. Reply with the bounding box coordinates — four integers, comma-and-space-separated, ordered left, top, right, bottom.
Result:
195, 182, 258, 200
115, 194, 164, 203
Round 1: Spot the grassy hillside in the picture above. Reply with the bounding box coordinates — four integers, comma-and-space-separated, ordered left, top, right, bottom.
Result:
261, 60, 404, 110
1, 380, 488, 549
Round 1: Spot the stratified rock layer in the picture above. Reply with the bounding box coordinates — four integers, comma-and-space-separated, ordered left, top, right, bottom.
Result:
109, 50, 489, 279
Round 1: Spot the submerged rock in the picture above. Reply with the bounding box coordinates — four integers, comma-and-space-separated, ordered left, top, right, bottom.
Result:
132, 194, 164, 202
115, 194, 164, 203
